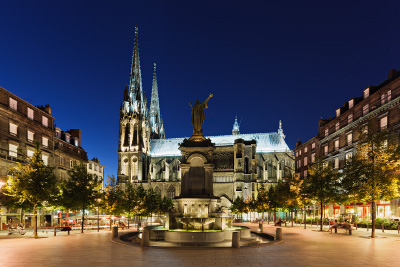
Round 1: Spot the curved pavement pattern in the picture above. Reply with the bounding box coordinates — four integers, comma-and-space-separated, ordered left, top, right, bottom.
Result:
1, 223, 399, 266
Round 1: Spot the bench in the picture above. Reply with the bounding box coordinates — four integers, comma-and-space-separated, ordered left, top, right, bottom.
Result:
334, 224, 353, 235
54, 226, 71, 236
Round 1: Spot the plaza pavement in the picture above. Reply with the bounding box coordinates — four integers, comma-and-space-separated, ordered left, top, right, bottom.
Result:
1, 223, 399, 267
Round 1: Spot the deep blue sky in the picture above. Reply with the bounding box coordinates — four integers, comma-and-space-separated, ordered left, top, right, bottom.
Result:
1, 1, 400, 179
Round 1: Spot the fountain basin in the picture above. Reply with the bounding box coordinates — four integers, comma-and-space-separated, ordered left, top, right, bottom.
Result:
165, 230, 224, 243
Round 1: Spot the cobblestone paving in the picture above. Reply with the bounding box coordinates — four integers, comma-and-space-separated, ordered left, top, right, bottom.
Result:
1, 223, 399, 267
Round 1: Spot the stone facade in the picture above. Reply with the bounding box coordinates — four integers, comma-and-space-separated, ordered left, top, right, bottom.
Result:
0, 85, 90, 229
117, 28, 295, 207
294, 69, 400, 218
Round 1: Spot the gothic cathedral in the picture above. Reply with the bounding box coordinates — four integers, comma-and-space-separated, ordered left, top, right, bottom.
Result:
118, 28, 294, 206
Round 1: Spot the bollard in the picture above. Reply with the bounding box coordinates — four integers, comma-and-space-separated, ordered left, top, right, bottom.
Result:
141, 230, 150, 248
367, 224, 369, 231
349, 229, 352, 235
112, 225, 118, 238
382, 224, 384, 233
335, 228, 337, 234
276, 228, 282, 240
68, 230, 70, 235
54, 227, 57, 236
232, 231, 240, 248
258, 221, 263, 233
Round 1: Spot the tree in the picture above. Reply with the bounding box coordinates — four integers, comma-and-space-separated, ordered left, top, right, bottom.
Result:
341, 131, 400, 238
256, 183, 268, 230
305, 157, 340, 231
100, 175, 121, 230
121, 180, 136, 229
285, 176, 303, 226
144, 188, 160, 224
5, 143, 59, 238
60, 162, 101, 233
230, 196, 246, 220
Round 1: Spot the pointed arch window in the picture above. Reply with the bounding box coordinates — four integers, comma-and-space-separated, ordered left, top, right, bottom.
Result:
244, 157, 249, 174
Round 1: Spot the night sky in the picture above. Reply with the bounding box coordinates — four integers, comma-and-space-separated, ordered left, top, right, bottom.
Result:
1, 1, 400, 179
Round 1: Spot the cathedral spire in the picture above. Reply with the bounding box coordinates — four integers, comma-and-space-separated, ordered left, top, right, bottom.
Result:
232, 116, 240, 135
128, 26, 144, 114
278, 120, 285, 139
150, 62, 164, 139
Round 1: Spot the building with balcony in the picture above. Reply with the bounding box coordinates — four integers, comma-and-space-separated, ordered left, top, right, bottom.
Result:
295, 69, 400, 219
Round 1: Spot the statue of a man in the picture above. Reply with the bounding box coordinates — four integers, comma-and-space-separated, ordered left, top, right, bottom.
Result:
189, 93, 213, 135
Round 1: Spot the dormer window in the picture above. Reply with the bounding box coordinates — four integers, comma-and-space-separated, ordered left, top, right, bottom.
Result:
364, 88, 370, 99
27, 107, 34, 119
335, 122, 340, 131
9, 98, 17, 110
336, 108, 340, 117
348, 99, 354, 109
325, 128, 328, 137
66, 135, 70, 143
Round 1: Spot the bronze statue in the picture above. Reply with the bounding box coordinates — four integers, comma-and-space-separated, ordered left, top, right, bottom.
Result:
189, 93, 213, 135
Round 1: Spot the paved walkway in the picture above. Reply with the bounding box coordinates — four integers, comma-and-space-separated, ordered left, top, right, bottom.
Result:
1, 223, 399, 266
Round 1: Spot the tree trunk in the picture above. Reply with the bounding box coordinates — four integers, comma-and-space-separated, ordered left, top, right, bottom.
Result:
320, 201, 323, 231
371, 201, 376, 238
128, 212, 130, 229
34, 206, 38, 238
81, 209, 84, 233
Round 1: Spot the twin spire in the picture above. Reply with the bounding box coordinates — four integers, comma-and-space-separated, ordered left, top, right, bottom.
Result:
122, 26, 164, 139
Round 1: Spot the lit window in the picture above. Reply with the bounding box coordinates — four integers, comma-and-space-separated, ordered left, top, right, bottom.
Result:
347, 133, 352, 145
336, 109, 340, 117
42, 154, 49, 166
334, 157, 339, 169
380, 116, 388, 130
42, 136, 48, 148
381, 94, 386, 105
312, 142, 315, 149
311, 153, 315, 163
9, 143, 18, 157
27, 149, 34, 158
335, 122, 340, 131
27, 130, 34, 142
304, 170, 308, 178
42, 116, 48, 127
60, 156, 64, 166
304, 147, 308, 153
348, 114, 353, 124
304, 157, 307, 166
74, 139, 78, 146
27, 107, 34, 119
66, 135, 70, 143
349, 99, 354, 109
70, 160, 74, 168
9, 122, 18, 136
324, 145, 328, 155
387, 90, 391, 101
95, 165, 98, 171
89, 163, 92, 169
363, 104, 369, 115
55, 130, 60, 138
334, 139, 339, 151
99, 167, 102, 173
9, 98, 17, 110
346, 152, 352, 161
364, 88, 369, 99
325, 128, 329, 137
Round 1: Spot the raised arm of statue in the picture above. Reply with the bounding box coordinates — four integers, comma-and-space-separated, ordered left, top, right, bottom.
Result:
189, 102, 192, 108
